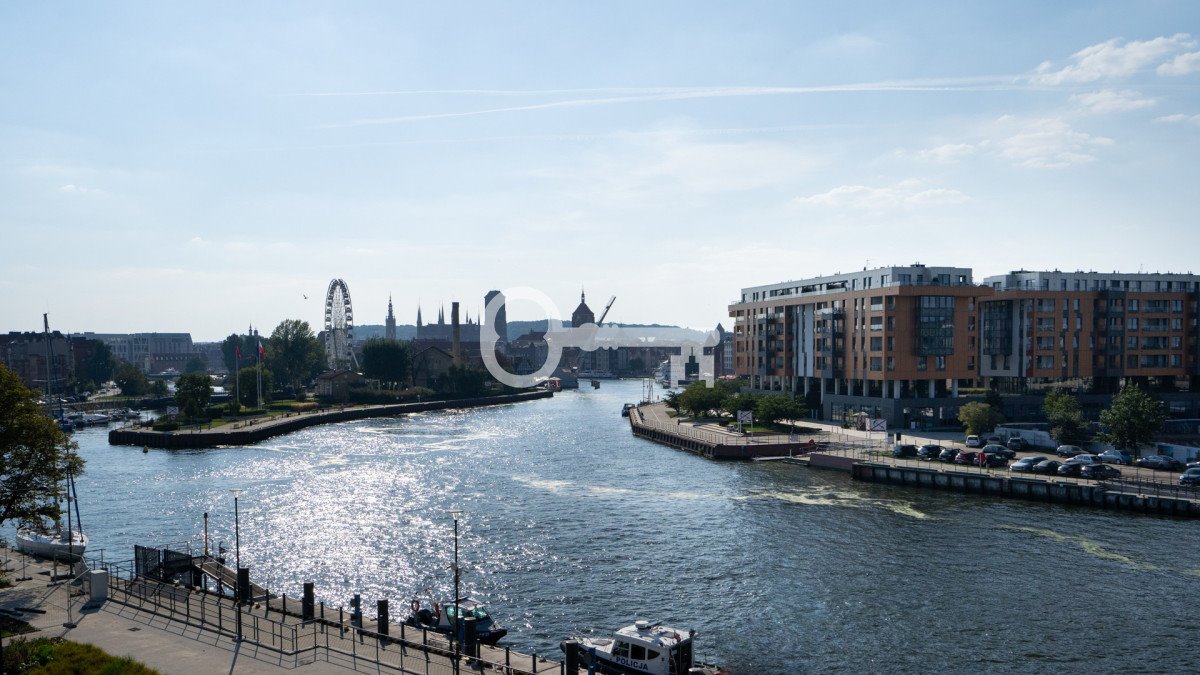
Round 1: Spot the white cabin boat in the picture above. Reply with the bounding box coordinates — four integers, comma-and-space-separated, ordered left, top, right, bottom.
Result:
564, 620, 721, 675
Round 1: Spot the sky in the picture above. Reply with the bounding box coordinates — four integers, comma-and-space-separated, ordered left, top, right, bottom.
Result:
1, 2, 1198, 341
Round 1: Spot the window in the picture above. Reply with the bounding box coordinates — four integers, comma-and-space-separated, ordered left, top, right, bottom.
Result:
613, 642, 631, 658
968, 316, 976, 331
870, 336, 883, 351
1171, 354, 1182, 367
917, 356, 927, 371
1128, 299, 1138, 311
1173, 318, 1183, 330
887, 336, 894, 351
1037, 356, 1054, 369
870, 357, 882, 371
1129, 317, 1138, 330
886, 296, 896, 309
1173, 300, 1184, 312
887, 316, 895, 330
967, 356, 975, 370
935, 356, 946, 370
630, 645, 647, 661
1173, 336, 1182, 348
887, 357, 895, 371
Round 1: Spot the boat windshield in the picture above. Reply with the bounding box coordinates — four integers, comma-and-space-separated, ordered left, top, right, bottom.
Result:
446, 606, 490, 621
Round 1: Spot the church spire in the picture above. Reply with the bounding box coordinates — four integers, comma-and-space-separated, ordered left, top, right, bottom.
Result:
417, 305, 423, 327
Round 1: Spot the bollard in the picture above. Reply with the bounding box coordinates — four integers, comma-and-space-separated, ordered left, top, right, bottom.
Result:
320, 600, 325, 620
532, 652, 538, 673
283, 592, 288, 615
237, 567, 251, 604
563, 640, 579, 673
350, 594, 362, 629
378, 599, 389, 636
303, 583, 315, 620
463, 615, 477, 659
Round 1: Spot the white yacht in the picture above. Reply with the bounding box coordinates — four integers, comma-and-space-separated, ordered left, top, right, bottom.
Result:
564, 620, 721, 675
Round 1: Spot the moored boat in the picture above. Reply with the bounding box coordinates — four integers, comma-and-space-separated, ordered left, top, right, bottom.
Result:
15, 524, 88, 561
403, 596, 508, 645
562, 620, 722, 675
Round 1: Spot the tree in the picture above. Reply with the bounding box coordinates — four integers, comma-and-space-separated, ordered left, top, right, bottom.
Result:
755, 395, 806, 426
221, 333, 259, 374
184, 355, 207, 374
114, 363, 149, 397
85, 341, 115, 386
175, 373, 212, 420
1043, 388, 1087, 447
0, 364, 84, 528
361, 338, 411, 387
1097, 383, 1166, 457
678, 381, 721, 419
266, 319, 323, 395
236, 366, 273, 407
150, 379, 169, 398
663, 390, 682, 414
435, 365, 486, 396
722, 392, 760, 419
958, 401, 1003, 436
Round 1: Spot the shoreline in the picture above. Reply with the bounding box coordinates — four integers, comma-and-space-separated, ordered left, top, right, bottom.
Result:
108, 389, 553, 449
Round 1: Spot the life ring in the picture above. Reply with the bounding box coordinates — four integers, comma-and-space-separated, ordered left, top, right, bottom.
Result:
411, 598, 420, 614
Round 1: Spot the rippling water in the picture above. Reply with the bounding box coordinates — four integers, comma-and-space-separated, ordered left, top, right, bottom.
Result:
15, 381, 1200, 673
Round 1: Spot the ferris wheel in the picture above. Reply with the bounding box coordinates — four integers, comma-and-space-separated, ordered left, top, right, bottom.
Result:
324, 278, 356, 369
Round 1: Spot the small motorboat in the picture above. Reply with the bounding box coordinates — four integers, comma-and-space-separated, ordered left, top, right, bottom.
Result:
621, 403, 635, 417
403, 596, 508, 645
16, 523, 88, 561
563, 620, 722, 675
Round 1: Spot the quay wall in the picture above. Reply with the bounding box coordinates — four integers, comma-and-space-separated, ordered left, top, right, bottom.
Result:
851, 463, 1200, 519
109, 390, 553, 449
628, 406, 807, 460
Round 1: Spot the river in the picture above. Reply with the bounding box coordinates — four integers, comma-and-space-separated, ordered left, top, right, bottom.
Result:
13, 380, 1200, 673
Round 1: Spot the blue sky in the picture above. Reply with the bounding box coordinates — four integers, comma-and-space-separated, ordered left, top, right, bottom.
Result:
2, 2, 1198, 340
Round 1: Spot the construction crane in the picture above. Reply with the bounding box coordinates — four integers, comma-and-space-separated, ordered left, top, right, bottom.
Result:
596, 296, 616, 326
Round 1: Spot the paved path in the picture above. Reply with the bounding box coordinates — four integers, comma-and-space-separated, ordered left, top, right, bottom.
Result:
1, 547, 567, 674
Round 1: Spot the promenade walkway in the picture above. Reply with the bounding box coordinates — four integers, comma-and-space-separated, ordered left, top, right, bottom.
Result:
1, 545, 573, 674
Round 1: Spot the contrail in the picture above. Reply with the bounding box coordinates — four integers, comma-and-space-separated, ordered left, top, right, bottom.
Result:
309, 77, 1029, 129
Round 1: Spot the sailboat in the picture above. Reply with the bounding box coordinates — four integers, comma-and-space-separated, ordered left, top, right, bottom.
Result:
15, 314, 88, 561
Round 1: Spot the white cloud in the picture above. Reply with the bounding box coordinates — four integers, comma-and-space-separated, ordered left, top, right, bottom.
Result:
1032, 34, 1196, 84
1157, 51, 1200, 76
1155, 113, 1200, 125
795, 181, 968, 210
915, 143, 977, 163
1072, 89, 1156, 113
58, 183, 105, 195
998, 118, 1113, 169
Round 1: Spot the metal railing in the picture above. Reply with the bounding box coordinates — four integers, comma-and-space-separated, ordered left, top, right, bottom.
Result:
86, 559, 566, 674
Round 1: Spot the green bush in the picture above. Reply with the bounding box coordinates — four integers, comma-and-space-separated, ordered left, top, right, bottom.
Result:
2, 637, 160, 674
151, 421, 179, 432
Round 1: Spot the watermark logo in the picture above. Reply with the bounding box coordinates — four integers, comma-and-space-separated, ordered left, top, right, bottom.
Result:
480, 287, 718, 389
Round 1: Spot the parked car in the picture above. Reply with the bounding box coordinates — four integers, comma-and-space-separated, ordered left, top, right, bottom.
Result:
893, 444, 920, 458
1067, 454, 1102, 466
986, 435, 1003, 446
1136, 455, 1184, 471
976, 453, 1009, 468
1032, 459, 1062, 475
1097, 450, 1132, 465
954, 451, 979, 465
1010, 456, 1049, 473
917, 444, 945, 460
1081, 464, 1122, 480
964, 435, 983, 448
1055, 444, 1084, 458
1057, 462, 1086, 477
1006, 436, 1028, 452
939, 447, 960, 462
1179, 468, 1200, 486
981, 443, 1016, 460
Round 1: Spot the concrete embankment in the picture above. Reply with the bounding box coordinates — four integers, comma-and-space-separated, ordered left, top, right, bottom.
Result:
109, 390, 552, 449
851, 462, 1200, 518
628, 404, 811, 459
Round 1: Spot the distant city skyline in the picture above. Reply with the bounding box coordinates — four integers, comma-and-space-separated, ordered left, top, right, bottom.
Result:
2, 3, 1198, 340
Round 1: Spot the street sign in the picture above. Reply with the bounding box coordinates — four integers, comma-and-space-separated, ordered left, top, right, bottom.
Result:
869, 418, 887, 432
737, 410, 753, 423
166, 406, 179, 418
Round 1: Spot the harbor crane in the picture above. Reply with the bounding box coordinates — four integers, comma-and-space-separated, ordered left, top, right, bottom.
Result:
596, 296, 616, 326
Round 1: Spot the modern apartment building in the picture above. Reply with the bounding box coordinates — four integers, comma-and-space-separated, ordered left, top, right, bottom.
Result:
730, 265, 1200, 427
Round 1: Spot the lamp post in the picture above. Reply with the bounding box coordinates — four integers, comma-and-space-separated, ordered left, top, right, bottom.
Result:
449, 509, 462, 675
231, 488, 243, 642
